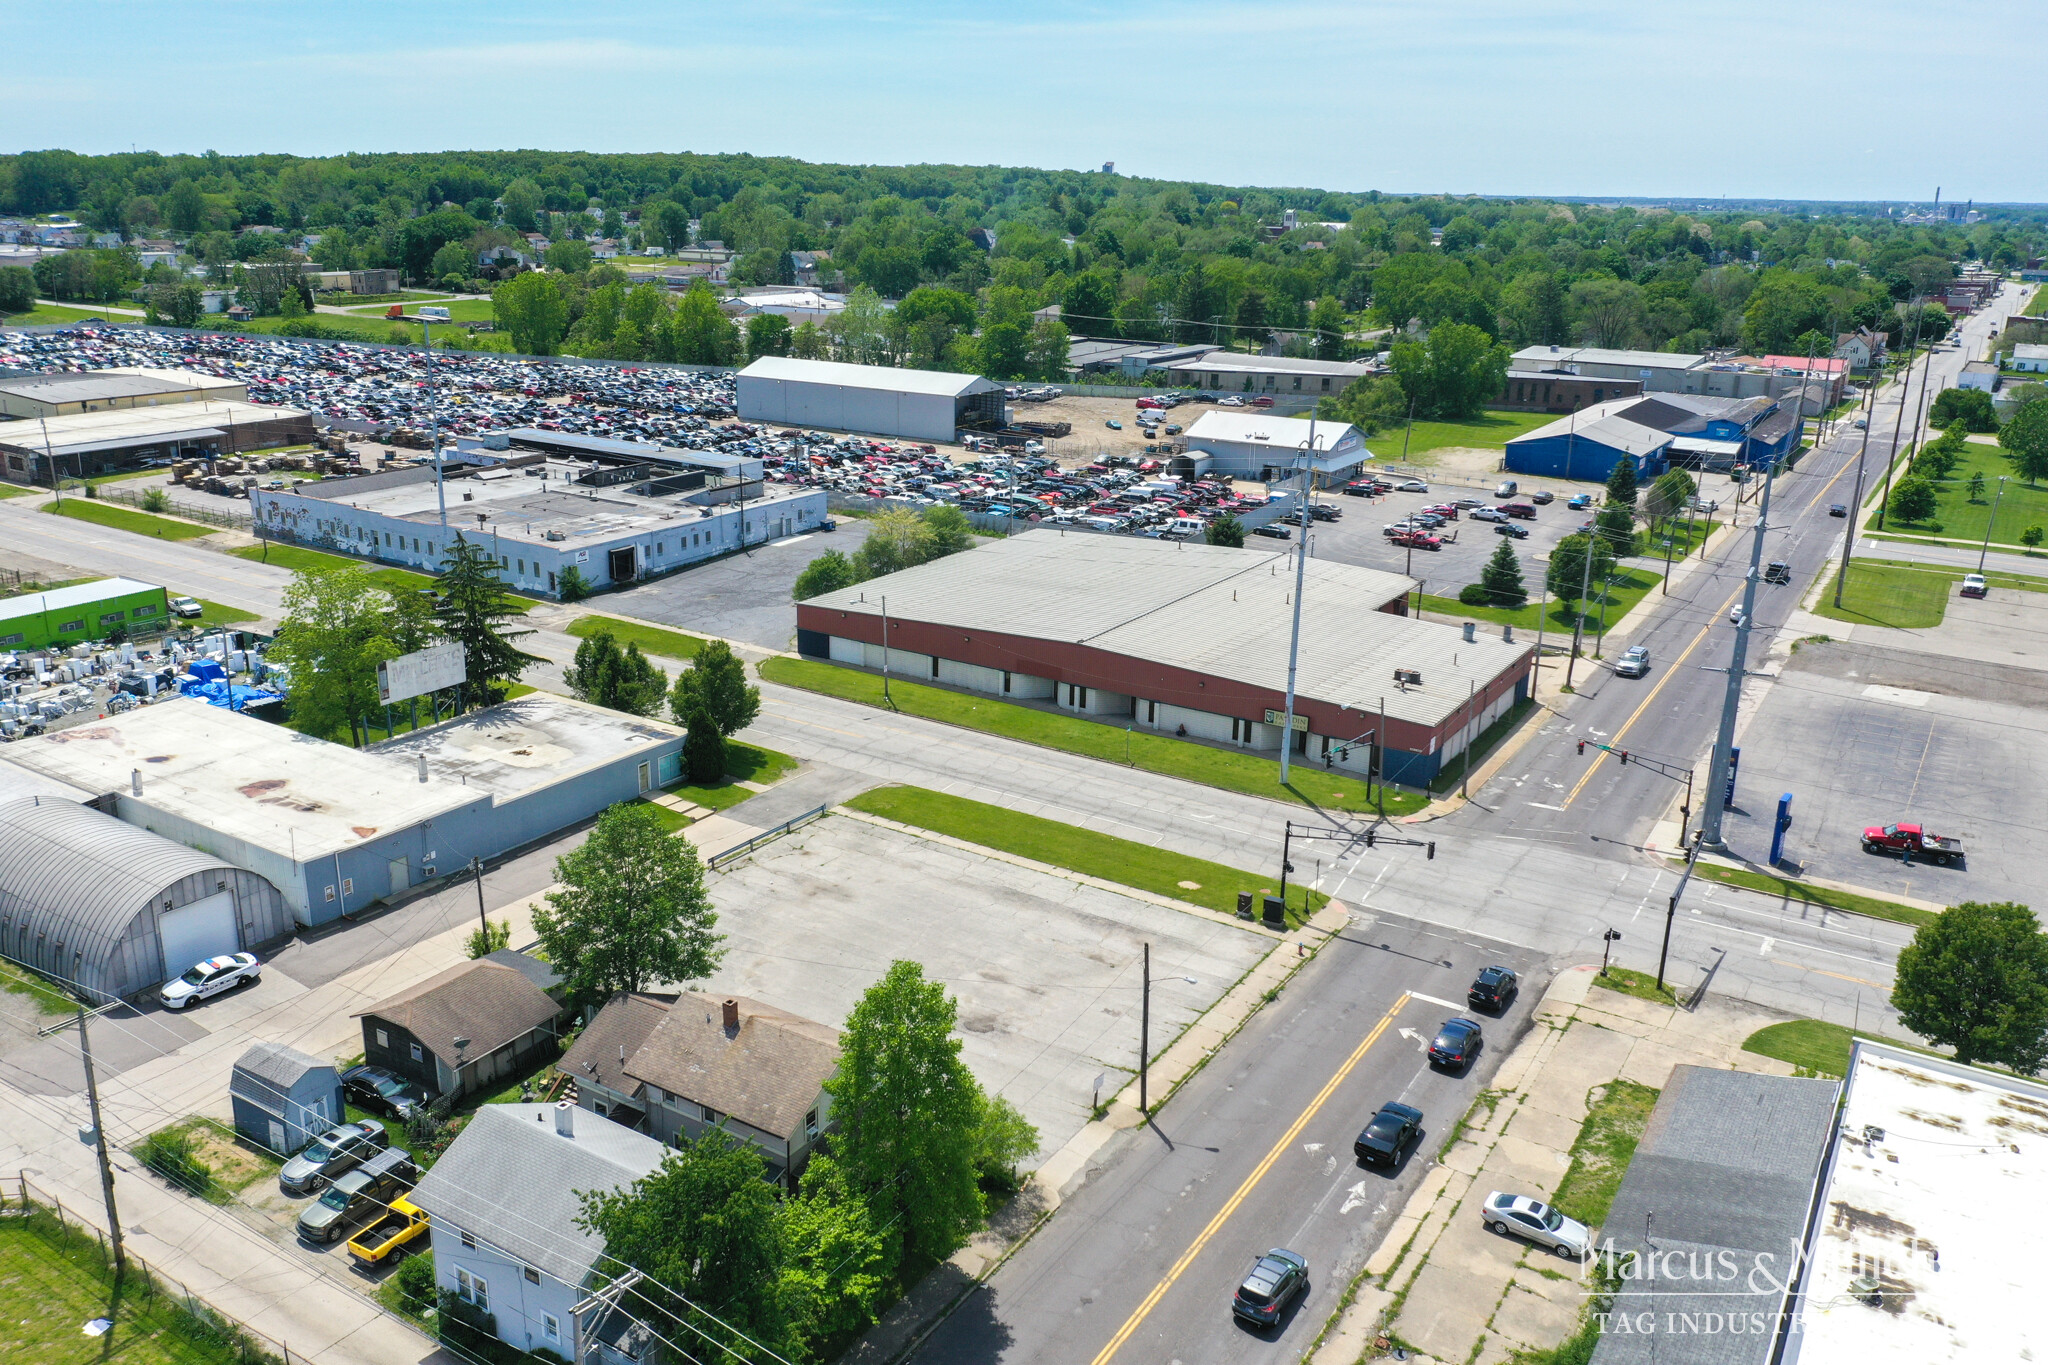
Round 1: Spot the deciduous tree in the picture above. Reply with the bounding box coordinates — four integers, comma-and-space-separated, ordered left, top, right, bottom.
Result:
2000, 399, 2048, 486
492, 271, 568, 355
564, 630, 668, 716
793, 549, 860, 601
1891, 901, 2048, 1071
1545, 532, 1615, 610
669, 639, 760, 737
535, 802, 723, 1000
1888, 476, 1938, 523
266, 566, 400, 746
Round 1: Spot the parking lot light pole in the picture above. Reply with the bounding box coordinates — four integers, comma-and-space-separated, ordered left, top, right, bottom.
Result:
1278, 438, 1314, 786
420, 318, 448, 529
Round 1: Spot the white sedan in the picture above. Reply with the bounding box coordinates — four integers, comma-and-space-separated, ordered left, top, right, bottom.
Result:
1482, 1191, 1590, 1258
159, 953, 261, 1010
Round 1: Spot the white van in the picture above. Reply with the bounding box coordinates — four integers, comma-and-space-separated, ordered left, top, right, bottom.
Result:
1171, 515, 1205, 537
417, 306, 452, 322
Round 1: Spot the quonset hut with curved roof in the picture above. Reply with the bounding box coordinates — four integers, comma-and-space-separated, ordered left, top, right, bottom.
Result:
0, 798, 289, 1002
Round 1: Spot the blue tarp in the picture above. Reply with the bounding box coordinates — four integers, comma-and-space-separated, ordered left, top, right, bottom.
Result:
177, 678, 282, 711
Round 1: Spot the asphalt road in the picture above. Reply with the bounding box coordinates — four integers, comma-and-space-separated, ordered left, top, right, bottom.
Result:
912, 910, 1546, 1365
1461, 284, 2029, 864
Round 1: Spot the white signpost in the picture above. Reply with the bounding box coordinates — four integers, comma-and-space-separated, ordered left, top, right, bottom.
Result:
377, 641, 467, 705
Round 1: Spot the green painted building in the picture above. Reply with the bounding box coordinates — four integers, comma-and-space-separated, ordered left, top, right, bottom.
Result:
0, 577, 172, 650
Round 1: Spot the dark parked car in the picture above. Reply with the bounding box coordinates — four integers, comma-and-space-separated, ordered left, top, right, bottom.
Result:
1828, 503, 1848, 517
279, 1121, 390, 1196
1764, 560, 1791, 584
1232, 1248, 1309, 1328
342, 1064, 430, 1121
1428, 1018, 1484, 1071
1355, 1101, 1423, 1166
296, 1148, 416, 1244
1468, 965, 1519, 1012
1251, 524, 1291, 539
1494, 523, 1529, 539
1529, 490, 1555, 505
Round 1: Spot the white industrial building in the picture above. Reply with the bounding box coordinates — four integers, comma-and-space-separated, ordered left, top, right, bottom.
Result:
1180, 411, 1372, 485
1162, 351, 1375, 397
735, 356, 1005, 444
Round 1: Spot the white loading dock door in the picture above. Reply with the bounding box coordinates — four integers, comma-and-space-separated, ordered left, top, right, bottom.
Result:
157, 890, 239, 979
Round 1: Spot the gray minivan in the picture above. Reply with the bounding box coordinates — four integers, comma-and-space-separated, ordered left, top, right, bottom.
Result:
297, 1147, 416, 1244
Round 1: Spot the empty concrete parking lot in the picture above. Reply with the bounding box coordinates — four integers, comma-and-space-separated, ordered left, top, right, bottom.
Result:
609, 519, 872, 650
697, 814, 1275, 1159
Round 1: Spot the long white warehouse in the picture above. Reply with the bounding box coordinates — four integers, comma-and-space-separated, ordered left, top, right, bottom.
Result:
735, 356, 1005, 444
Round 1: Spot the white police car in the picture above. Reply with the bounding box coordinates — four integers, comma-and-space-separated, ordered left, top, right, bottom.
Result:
160, 953, 261, 1010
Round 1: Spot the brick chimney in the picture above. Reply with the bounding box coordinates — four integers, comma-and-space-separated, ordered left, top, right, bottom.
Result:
721, 998, 740, 1035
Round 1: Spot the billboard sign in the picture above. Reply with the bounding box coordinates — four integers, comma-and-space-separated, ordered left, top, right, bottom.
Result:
378, 641, 467, 705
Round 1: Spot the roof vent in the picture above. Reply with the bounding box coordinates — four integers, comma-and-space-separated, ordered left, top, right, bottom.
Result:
555, 1099, 575, 1138
1462, 622, 1476, 644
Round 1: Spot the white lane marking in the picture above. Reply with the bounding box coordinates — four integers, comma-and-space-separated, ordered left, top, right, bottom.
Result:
769, 535, 813, 547
1408, 991, 1465, 1010
1759, 937, 1776, 956
1526, 802, 1567, 811
1340, 1181, 1372, 1215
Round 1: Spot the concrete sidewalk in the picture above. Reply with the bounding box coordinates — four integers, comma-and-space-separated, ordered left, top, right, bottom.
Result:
1306, 964, 1798, 1365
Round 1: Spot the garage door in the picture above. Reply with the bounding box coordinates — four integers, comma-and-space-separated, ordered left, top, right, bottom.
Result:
157, 891, 239, 980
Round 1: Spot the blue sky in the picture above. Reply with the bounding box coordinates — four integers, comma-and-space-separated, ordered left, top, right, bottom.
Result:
9, 1, 2040, 202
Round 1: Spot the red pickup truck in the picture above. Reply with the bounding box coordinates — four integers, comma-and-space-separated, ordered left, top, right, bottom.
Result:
1862, 822, 1965, 866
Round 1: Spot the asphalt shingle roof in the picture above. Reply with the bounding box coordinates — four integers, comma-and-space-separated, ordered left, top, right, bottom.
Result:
409, 1103, 667, 1288
229, 1042, 330, 1108
353, 958, 560, 1068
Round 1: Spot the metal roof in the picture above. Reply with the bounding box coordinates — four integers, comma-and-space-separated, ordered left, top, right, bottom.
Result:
0, 577, 162, 625
1593, 1066, 1839, 1365
229, 1041, 333, 1108
0, 797, 237, 984
410, 1103, 668, 1289
1164, 352, 1373, 377
1510, 399, 1676, 457
0, 400, 303, 455
1511, 346, 1709, 372
737, 355, 996, 398
1183, 411, 1363, 451
802, 532, 1526, 729
497, 428, 756, 473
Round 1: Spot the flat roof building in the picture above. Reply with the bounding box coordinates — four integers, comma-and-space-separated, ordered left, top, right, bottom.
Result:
1782, 1040, 2048, 1365
1511, 345, 1828, 404
0, 398, 313, 480
251, 446, 824, 598
1181, 410, 1373, 485
1163, 350, 1374, 397
0, 694, 686, 926
796, 531, 1533, 786
735, 356, 1004, 444
0, 366, 246, 419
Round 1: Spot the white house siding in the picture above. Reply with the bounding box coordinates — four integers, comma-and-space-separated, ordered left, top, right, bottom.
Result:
436, 1221, 585, 1359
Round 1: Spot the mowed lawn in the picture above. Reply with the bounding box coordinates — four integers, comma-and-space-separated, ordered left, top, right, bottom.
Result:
1812, 557, 2048, 630
40, 498, 217, 540
846, 784, 1326, 924
0, 1215, 245, 1365
1419, 567, 1661, 634
229, 542, 533, 610
1377, 409, 1556, 460
567, 614, 705, 662
1874, 442, 2048, 545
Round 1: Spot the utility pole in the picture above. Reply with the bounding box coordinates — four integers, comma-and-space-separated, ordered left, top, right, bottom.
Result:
1876, 301, 1932, 530
471, 856, 489, 943
1833, 380, 1878, 609
40, 416, 60, 507
879, 594, 891, 705
1977, 477, 2009, 573
1657, 831, 1705, 991
1278, 434, 1314, 785
77, 1006, 126, 1280
1138, 942, 1150, 1115
1531, 581, 1549, 686
1563, 529, 1596, 690
1700, 456, 1779, 850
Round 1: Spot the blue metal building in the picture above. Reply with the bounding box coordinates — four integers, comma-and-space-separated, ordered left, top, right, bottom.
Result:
1503, 399, 1674, 483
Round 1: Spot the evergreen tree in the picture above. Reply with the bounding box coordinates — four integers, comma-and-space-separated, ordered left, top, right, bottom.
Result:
1605, 455, 1639, 508
1206, 512, 1245, 547
563, 629, 668, 716
1594, 502, 1638, 557
434, 535, 539, 704
680, 696, 727, 783
1479, 541, 1527, 607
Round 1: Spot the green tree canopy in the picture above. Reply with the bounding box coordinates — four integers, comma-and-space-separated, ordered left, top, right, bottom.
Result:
826, 961, 986, 1270
1388, 321, 1510, 419
1891, 901, 2048, 1071
920, 503, 974, 559
1888, 476, 1938, 522
1546, 532, 1616, 609
793, 548, 860, 601
670, 280, 740, 364
669, 639, 760, 737
2000, 399, 2048, 486
1644, 469, 1698, 522
1316, 373, 1409, 436
1930, 386, 1997, 433
1478, 540, 1527, 607
1605, 456, 1639, 508
544, 239, 594, 274
434, 536, 538, 703
1206, 512, 1245, 547
564, 630, 668, 716
492, 271, 568, 355
534, 802, 723, 1001
267, 565, 404, 746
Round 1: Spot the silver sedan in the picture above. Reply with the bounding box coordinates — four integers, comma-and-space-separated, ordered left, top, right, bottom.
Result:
1482, 1191, 1591, 1258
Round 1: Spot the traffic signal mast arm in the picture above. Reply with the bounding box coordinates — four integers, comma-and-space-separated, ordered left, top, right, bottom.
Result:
1572, 738, 1690, 783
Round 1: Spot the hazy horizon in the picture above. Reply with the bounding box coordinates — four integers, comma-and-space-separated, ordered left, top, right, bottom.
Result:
9, 0, 2042, 203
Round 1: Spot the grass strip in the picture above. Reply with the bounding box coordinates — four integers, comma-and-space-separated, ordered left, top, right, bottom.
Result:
566, 613, 706, 661
184, 598, 262, 628
663, 741, 801, 813
1549, 1079, 1659, 1227
1681, 860, 1938, 928
0, 957, 78, 1015
1590, 965, 1677, 1006
1740, 1020, 1897, 1077
762, 656, 1425, 817
846, 784, 1327, 925
1417, 567, 1661, 634
230, 542, 531, 610
40, 498, 216, 540
0, 1209, 253, 1365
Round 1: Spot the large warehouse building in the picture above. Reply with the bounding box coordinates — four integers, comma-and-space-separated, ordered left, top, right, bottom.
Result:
0, 398, 314, 481
735, 356, 1005, 443
796, 532, 1532, 786
0, 366, 246, 419
0, 695, 686, 927
0, 797, 292, 1001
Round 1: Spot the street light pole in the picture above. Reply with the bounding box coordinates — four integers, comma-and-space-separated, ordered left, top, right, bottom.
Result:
1834, 378, 1879, 609
1700, 456, 1779, 851
421, 317, 448, 529
1278, 430, 1315, 786
1876, 301, 1932, 531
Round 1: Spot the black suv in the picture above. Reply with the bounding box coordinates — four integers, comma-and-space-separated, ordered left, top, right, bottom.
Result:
1468, 966, 1519, 1012
1354, 1102, 1423, 1167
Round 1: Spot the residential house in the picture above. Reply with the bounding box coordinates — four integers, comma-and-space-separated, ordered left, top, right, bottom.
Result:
1832, 328, 1886, 371
410, 1103, 668, 1362
558, 992, 841, 1184
352, 950, 567, 1104
229, 1042, 343, 1155
2010, 342, 2048, 373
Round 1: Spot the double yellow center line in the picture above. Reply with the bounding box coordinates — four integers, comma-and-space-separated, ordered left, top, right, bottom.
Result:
1087, 993, 1411, 1365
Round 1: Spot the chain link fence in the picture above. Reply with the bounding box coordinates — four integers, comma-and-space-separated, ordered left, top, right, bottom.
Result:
97, 485, 253, 531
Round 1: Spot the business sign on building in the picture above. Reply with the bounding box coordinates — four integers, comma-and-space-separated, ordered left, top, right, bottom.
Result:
377, 641, 466, 704
1262, 709, 1309, 732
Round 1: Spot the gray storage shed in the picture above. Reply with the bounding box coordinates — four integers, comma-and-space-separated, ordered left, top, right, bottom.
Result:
736, 356, 1003, 443
0, 798, 289, 1002
229, 1042, 343, 1155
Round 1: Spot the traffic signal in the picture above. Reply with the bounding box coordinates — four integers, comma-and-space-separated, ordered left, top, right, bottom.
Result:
1427, 841, 1437, 860
1576, 739, 1586, 755
1365, 829, 1376, 848
1619, 750, 1630, 765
